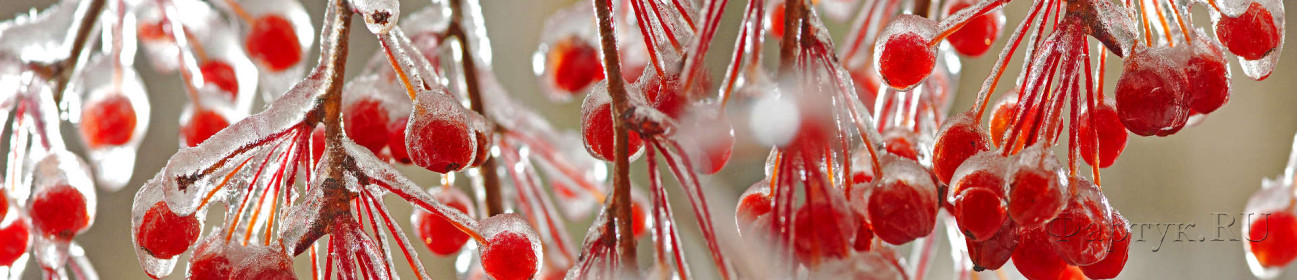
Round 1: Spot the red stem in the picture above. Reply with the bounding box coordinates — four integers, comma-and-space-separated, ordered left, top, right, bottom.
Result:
971, 0, 1049, 121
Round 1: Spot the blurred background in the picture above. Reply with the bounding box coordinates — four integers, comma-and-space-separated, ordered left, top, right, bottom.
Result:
5, 0, 1297, 279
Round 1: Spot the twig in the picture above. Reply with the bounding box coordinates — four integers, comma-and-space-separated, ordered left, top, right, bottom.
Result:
446, 0, 505, 217
44, 0, 107, 103
593, 0, 639, 266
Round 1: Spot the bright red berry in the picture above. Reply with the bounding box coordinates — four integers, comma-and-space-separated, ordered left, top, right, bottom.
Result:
933, 111, 993, 184
875, 15, 937, 90
0, 218, 30, 267
867, 156, 939, 245
1247, 211, 1297, 268
1077, 101, 1127, 168
80, 94, 137, 148
580, 90, 644, 161
736, 180, 773, 237
548, 36, 604, 93
30, 184, 91, 241
989, 93, 1030, 153
482, 230, 540, 280
945, 1, 1003, 56
246, 14, 301, 72
882, 128, 920, 161
187, 237, 232, 280
413, 188, 474, 256
407, 92, 476, 173
1048, 177, 1112, 266
1184, 36, 1231, 114
1114, 47, 1191, 137
631, 198, 648, 238
136, 201, 201, 259
852, 212, 875, 252
1007, 145, 1068, 228
182, 109, 231, 147
343, 98, 391, 155
950, 152, 1009, 241
966, 219, 1018, 271
1081, 211, 1130, 279
1013, 227, 1069, 280
1215, 2, 1281, 60
643, 74, 689, 118
768, 2, 786, 38
200, 60, 239, 99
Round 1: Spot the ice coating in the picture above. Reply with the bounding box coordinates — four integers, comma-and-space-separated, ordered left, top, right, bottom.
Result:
406, 86, 480, 172
1067, 0, 1138, 57
73, 55, 151, 191
1212, 0, 1286, 80
28, 150, 96, 271
477, 214, 543, 280
129, 180, 205, 278
350, 0, 399, 35
565, 206, 625, 279
344, 138, 483, 242
0, 0, 84, 66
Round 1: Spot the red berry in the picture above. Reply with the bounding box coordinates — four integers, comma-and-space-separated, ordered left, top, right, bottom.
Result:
1007, 145, 1068, 227
1247, 211, 1297, 268
1081, 212, 1130, 279
966, 218, 1018, 271
630, 198, 648, 238
30, 184, 91, 241
950, 152, 1009, 241
182, 109, 231, 147
875, 16, 937, 90
945, 1, 1003, 56
200, 60, 239, 99
246, 14, 301, 72
80, 94, 137, 148
989, 93, 1029, 153
643, 74, 689, 118
343, 98, 391, 155
736, 180, 773, 237
1114, 47, 1191, 137
0, 218, 30, 267
310, 125, 325, 164
187, 237, 233, 280
933, 112, 992, 184
1184, 37, 1231, 114
407, 92, 476, 173
1215, 2, 1281, 60
580, 90, 644, 161
1077, 101, 1128, 168
548, 36, 604, 93
387, 116, 411, 164
681, 105, 735, 174
1012, 227, 1069, 280
469, 128, 491, 168
794, 202, 855, 264
413, 188, 474, 256
852, 212, 875, 252
482, 231, 540, 280
1048, 177, 1112, 266
768, 2, 786, 38
882, 128, 920, 161
136, 201, 201, 259
867, 156, 939, 245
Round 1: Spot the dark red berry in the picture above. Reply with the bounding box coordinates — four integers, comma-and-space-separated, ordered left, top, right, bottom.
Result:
867, 156, 939, 245
548, 36, 604, 93
1215, 3, 1281, 60
875, 15, 938, 90
0, 219, 30, 266
1007, 145, 1068, 227
387, 116, 411, 164
413, 188, 474, 256
580, 90, 644, 161
1184, 36, 1231, 114
1077, 101, 1127, 168
1114, 47, 1191, 137
933, 111, 992, 184
951, 152, 1009, 241
30, 184, 90, 241
343, 98, 391, 155
794, 202, 855, 264
407, 92, 476, 173
967, 219, 1018, 271
1048, 177, 1112, 266
1013, 227, 1069, 280
1081, 212, 1130, 279
482, 231, 540, 280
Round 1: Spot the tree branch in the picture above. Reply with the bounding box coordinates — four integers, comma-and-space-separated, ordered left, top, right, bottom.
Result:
43, 0, 107, 103
446, 0, 504, 217
592, 0, 638, 266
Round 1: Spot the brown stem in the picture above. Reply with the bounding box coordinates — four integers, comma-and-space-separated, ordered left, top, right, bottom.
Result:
914, 0, 932, 18
44, 0, 107, 103
777, 0, 805, 75
593, 0, 638, 267
446, 0, 505, 217
321, 0, 353, 155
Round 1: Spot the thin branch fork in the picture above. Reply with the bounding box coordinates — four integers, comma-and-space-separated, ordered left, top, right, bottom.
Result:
29, 0, 108, 103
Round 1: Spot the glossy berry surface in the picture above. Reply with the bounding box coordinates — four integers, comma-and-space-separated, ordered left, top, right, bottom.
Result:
200, 60, 239, 99
882, 129, 920, 161
481, 231, 539, 280
877, 32, 936, 90
413, 188, 474, 256
953, 176, 1007, 241
0, 219, 29, 267
1048, 177, 1111, 266
407, 93, 476, 173
30, 184, 90, 240
966, 219, 1017, 271
989, 93, 1029, 153
136, 201, 201, 259
1115, 47, 1190, 137
933, 112, 992, 184
867, 157, 938, 245
1077, 102, 1127, 168
580, 93, 644, 161
1007, 145, 1067, 227
187, 238, 232, 280
182, 109, 231, 147
1184, 37, 1231, 114
548, 36, 604, 93
1081, 212, 1130, 279
343, 98, 391, 155
945, 2, 1002, 56
1012, 228, 1069, 280
735, 182, 772, 237
80, 94, 137, 148
246, 14, 301, 72
1247, 211, 1297, 268
1215, 3, 1281, 60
